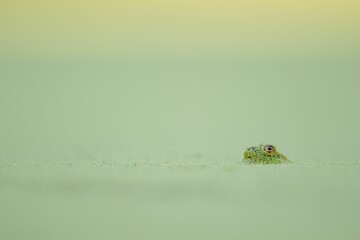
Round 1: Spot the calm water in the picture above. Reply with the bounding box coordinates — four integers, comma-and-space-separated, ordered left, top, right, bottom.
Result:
1, 1, 360, 239
0, 157, 359, 240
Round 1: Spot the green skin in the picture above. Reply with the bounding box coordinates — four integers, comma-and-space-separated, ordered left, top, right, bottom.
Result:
243, 144, 291, 164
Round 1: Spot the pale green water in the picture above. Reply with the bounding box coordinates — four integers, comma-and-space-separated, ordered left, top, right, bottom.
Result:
1, 55, 360, 240
1, 158, 359, 240
1, 0, 360, 238
1, 56, 360, 160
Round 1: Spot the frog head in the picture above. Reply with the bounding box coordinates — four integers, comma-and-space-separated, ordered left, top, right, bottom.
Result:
243, 144, 291, 164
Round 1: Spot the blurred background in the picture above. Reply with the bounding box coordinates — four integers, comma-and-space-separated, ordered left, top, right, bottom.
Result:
1, 0, 360, 161
1, 1, 360, 240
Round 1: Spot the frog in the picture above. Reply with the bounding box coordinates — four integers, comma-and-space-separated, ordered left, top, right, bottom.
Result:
243, 144, 291, 164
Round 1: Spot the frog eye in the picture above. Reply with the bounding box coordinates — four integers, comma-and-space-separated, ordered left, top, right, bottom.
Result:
248, 146, 257, 151
264, 145, 275, 154
265, 145, 273, 151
